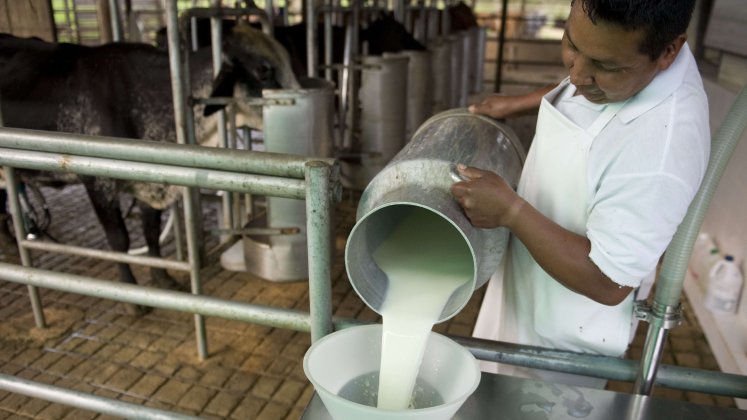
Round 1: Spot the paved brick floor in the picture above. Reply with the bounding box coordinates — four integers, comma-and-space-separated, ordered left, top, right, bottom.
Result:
0, 183, 739, 419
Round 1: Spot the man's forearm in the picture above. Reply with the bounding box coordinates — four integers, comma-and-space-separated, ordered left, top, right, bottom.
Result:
507, 200, 633, 306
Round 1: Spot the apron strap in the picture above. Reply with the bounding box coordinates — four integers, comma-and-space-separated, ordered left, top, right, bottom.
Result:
586, 100, 627, 137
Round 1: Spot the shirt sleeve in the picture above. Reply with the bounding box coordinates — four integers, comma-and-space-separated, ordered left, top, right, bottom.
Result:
585, 88, 709, 288
587, 172, 695, 288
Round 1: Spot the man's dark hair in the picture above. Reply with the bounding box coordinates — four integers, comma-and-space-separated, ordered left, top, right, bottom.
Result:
575, 0, 696, 60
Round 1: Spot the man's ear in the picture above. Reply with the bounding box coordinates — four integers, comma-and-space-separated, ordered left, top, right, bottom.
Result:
204, 62, 236, 117
656, 33, 687, 72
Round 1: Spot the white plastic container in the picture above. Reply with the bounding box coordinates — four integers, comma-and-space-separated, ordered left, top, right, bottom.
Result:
303, 325, 480, 420
690, 233, 717, 280
704, 255, 744, 315
700, 247, 722, 290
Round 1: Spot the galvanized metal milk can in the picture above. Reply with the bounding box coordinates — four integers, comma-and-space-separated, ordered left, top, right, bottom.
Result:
345, 109, 526, 321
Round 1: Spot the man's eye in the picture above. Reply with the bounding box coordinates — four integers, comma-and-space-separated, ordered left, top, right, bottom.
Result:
595, 62, 621, 72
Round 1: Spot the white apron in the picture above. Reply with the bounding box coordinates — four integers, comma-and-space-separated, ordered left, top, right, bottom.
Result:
473, 87, 632, 387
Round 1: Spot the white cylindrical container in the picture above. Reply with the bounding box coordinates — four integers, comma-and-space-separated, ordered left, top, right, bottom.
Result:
689, 232, 715, 280
700, 246, 722, 291
704, 255, 744, 314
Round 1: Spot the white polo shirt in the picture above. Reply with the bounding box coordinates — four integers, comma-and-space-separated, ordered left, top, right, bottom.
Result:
554, 44, 710, 288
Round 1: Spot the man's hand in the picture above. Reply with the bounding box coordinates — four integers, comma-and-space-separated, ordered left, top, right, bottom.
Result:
450, 164, 524, 229
468, 84, 557, 119
468, 95, 522, 120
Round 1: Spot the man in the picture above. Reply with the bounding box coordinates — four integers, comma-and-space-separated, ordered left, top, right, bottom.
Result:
451, 0, 709, 387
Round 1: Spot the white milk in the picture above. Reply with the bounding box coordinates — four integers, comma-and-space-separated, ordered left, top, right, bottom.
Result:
372, 208, 473, 410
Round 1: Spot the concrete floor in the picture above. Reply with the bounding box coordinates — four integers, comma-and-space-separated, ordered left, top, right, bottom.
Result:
0, 183, 740, 419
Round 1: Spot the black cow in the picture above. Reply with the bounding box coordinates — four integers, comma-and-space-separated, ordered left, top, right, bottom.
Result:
448, 1, 479, 32
0, 23, 299, 313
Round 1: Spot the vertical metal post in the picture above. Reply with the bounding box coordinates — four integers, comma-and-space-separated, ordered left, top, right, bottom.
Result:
0, 93, 46, 328
633, 311, 671, 395
306, 0, 318, 77
440, 0, 451, 35
210, 3, 235, 240
3, 168, 46, 328
166, 0, 208, 360
71, 0, 81, 43
393, 0, 406, 23
495, 0, 509, 93
323, 0, 333, 81
305, 162, 333, 342
108, 0, 124, 41
171, 202, 184, 262
265, 0, 275, 35
346, 0, 361, 150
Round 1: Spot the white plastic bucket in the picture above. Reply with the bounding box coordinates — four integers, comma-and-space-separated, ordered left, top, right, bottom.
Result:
303, 324, 480, 420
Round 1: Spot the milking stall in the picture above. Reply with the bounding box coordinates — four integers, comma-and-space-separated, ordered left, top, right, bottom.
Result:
2, 0, 747, 418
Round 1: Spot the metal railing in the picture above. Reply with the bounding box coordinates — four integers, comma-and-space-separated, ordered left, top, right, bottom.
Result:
0, 126, 340, 418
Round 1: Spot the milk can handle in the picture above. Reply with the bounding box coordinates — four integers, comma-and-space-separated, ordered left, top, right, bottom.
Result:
449, 163, 468, 183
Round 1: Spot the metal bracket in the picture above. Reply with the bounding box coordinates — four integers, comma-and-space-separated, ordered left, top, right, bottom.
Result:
633, 300, 683, 329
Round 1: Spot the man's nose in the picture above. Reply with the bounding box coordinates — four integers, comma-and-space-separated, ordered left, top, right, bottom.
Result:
569, 57, 594, 86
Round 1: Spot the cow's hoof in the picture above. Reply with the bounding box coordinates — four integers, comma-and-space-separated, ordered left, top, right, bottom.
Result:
123, 303, 151, 316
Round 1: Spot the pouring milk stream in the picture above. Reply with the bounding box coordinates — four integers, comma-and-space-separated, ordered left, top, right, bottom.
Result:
372, 208, 473, 409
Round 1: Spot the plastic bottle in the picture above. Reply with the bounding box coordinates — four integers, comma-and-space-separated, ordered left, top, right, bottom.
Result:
700, 247, 722, 290
690, 233, 717, 281
704, 255, 744, 315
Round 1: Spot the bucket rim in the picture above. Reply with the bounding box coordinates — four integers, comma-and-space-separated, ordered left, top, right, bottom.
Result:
302, 324, 481, 415
344, 201, 478, 322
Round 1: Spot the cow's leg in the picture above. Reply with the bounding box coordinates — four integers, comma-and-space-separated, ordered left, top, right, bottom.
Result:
0, 189, 15, 249
82, 178, 149, 315
139, 203, 184, 291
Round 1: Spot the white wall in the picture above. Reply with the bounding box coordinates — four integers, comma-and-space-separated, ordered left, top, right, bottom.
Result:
699, 78, 747, 317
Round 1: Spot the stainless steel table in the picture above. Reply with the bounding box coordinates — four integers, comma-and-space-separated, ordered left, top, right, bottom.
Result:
302, 372, 747, 419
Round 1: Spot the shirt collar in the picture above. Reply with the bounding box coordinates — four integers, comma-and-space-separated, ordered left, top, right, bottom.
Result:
616, 42, 693, 124
547, 42, 693, 124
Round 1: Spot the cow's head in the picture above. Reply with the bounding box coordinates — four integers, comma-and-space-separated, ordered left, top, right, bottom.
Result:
361, 13, 426, 55
204, 22, 300, 119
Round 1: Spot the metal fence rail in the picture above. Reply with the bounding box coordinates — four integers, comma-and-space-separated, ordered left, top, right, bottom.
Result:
0, 125, 340, 418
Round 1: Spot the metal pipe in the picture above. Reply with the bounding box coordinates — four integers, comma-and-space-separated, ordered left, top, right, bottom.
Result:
634, 84, 747, 394
393, 0, 406, 23
339, 22, 354, 149
0, 374, 199, 420
0, 262, 313, 331
0, 148, 308, 199
306, 0, 318, 77
167, 0, 204, 359
0, 127, 335, 180
347, 1, 361, 149
166, 1, 190, 146
455, 335, 747, 398
20, 240, 192, 272
0, 94, 45, 329
172, 201, 185, 262
324, 0, 333, 81
108, 0, 124, 41
210, 6, 235, 240
264, 0, 275, 34
495, 0, 509, 92
183, 184, 207, 360
634, 316, 670, 395
305, 161, 334, 342
3, 167, 46, 329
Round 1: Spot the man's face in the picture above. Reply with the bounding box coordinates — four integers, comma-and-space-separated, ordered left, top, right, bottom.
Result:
561, 1, 671, 103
